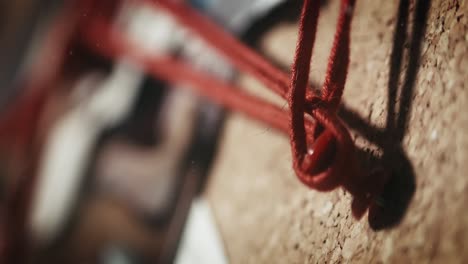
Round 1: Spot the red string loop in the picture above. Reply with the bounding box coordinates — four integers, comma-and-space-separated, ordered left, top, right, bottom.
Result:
142, 0, 360, 192
288, 0, 358, 191
82, 0, 361, 193
0, 0, 378, 260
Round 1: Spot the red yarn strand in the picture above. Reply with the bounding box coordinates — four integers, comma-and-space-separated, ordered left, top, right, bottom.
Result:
82, 0, 360, 192
288, 0, 321, 179
147, 0, 322, 103
0, 0, 376, 260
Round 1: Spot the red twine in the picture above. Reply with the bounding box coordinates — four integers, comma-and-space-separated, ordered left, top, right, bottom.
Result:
83, 0, 364, 193
0, 0, 388, 261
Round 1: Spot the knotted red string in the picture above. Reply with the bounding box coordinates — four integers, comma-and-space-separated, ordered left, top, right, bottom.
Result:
289, 0, 359, 192
0, 0, 385, 261
83, 0, 362, 193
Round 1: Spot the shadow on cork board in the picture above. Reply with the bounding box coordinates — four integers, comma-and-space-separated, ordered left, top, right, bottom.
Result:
243, 0, 432, 230
339, 0, 432, 230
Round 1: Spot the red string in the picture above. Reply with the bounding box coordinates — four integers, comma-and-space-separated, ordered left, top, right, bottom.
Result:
146, 0, 322, 105
290, 0, 359, 192
0, 0, 384, 260
83, 0, 363, 193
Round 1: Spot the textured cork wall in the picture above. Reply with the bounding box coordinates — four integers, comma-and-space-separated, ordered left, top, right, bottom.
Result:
206, 0, 468, 263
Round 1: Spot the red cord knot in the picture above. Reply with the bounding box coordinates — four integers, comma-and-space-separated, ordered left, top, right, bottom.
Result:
294, 106, 390, 220
287, 0, 359, 192
84, 0, 388, 219
291, 105, 359, 192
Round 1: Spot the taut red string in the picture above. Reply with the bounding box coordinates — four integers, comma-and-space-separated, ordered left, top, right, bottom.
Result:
82, 0, 366, 194
0, 0, 388, 261
145, 0, 322, 106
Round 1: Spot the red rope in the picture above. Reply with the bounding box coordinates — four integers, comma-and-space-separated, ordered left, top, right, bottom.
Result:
0, 0, 384, 260
83, 0, 362, 193
146, 0, 323, 103
289, 0, 359, 192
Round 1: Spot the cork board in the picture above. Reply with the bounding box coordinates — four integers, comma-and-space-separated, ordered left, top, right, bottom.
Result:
206, 0, 468, 263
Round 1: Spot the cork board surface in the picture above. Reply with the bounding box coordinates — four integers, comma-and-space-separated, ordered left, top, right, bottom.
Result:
206, 0, 468, 263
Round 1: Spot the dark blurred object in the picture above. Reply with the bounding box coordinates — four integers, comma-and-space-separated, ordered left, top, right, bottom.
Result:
0, 0, 63, 112
1, 0, 289, 263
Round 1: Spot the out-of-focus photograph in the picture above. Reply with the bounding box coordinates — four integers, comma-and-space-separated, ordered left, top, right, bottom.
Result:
0, 0, 467, 263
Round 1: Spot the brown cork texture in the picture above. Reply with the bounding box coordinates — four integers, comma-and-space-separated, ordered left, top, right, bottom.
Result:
206, 0, 468, 263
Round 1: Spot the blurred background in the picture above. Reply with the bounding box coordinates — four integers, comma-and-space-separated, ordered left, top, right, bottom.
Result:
0, 0, 302, 263
4, 0, 464, 263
